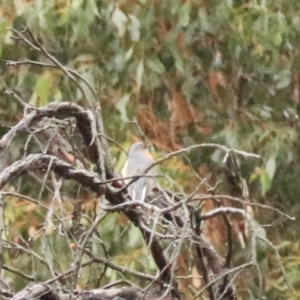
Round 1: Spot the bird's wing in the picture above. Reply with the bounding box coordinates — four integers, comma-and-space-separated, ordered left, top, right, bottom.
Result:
124, 153, 157, 202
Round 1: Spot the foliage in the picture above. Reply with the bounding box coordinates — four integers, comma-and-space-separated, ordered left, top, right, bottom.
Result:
0, 0, 299, 299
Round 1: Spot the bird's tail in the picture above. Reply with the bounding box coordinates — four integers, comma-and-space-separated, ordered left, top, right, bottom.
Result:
132, 178, 147, 202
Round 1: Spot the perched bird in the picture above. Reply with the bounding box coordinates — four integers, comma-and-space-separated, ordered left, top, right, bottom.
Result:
121, 141, 157, 202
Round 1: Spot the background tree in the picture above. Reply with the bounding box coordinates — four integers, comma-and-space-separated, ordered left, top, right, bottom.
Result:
0, 0, 299, 299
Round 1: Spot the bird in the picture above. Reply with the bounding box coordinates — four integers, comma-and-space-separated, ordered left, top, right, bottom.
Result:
121, 141, 157, 202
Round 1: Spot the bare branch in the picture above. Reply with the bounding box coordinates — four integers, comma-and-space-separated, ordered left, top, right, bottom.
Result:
0, 154, 105, 194
201, 207, 246, 221
0, 101, 101, 172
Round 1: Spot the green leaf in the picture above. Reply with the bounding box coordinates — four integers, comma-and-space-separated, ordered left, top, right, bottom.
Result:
78, 70, 95, 101
175, 56, 184, 73
249, 172, 259, 182
125, 47, 133, 61
30, 72, 52, 106
260, 170, 272, 196
265, 155, 276, 180
178, 3, 191, 27
54, 89, 62, 102
116, 93, 130, 122
198, 8, 214, 34
148, 255, 157, 270
128, 14, 140, 41
72, 0, 84, 9
170, 0, 181, 15
276, 69, 291, 90
128, 225, 142, 248
273, 32, 282, 46
146, 57, 165, 74
111, 7, 128, 38
136, 59, 144, 92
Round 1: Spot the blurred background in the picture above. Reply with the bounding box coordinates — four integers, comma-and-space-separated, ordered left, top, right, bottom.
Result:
0, 0, 299, 299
